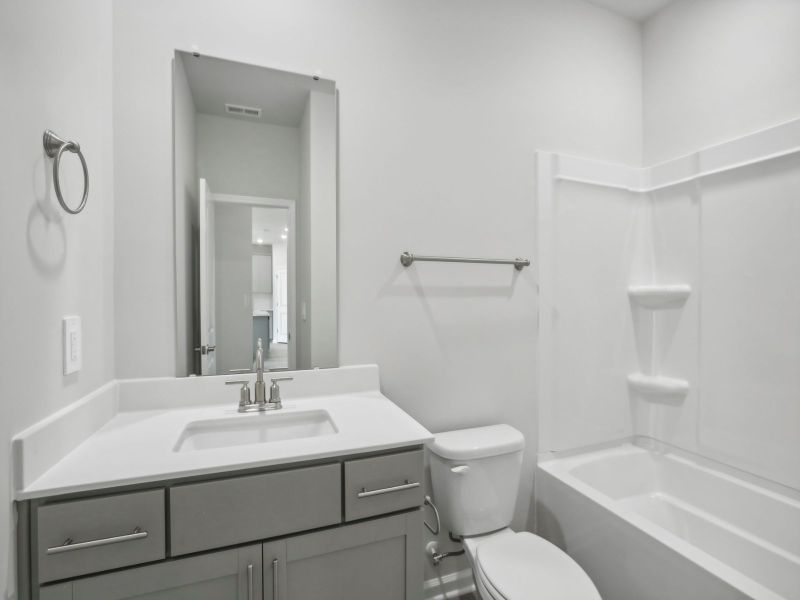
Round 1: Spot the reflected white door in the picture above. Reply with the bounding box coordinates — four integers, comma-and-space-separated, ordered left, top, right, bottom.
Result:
274, 268, 288, 344
198, 178, 217, 375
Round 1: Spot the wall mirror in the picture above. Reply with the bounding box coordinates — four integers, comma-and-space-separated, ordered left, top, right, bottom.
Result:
173, 50, 338, 376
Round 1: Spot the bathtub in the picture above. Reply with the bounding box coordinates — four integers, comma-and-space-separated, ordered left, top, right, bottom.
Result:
536, 442, 800, 600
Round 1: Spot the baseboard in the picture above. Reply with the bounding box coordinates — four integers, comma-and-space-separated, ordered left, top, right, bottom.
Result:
424, 568, 476, 600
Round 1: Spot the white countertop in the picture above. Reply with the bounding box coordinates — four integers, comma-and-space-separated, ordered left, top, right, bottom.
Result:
13, 365, 432, 500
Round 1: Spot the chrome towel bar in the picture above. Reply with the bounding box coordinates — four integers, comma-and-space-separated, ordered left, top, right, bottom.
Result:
400, 251, 530, 271
43, 129, 89, 215
46, 527, 147, 554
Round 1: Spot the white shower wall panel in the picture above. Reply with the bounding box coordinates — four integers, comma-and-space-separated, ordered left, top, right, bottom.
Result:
543, 181, 643, 451
640, 156, 800, 490
634, 187, 700, 451
697, 156, 800, 490
539, 122, 800, 491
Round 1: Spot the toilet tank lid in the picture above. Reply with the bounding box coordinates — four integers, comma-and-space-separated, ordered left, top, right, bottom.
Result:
428, 425, 525, 460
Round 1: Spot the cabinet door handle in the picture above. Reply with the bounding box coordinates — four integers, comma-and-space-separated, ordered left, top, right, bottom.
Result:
357, 480, 420, 498
272, 558, 279, 599
46, 527, 147, 554
247, 564, 254, 600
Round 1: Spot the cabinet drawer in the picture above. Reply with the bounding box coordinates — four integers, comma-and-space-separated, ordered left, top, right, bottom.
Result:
344, 449, 424, 521
170, 463, 341, 556
36, 489, 165, 583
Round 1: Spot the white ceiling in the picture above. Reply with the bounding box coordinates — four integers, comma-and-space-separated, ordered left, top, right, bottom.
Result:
178, 51, 335, 127
252, 206, 289, 246
584, 0, 674, 21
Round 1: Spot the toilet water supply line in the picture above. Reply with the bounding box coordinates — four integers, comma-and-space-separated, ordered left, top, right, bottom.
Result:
427, 532, 466, 566
425, 495, 465, 565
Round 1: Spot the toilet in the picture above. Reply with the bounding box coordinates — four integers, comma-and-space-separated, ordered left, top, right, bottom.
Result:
428, 425, 601, 600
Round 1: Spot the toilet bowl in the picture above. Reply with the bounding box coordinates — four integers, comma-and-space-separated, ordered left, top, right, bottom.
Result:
464, 529, 601, 600
428, 425, 600, 600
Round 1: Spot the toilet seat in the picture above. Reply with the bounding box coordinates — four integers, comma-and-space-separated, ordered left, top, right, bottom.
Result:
475, 532, 601, 600
475, 561, 509, 600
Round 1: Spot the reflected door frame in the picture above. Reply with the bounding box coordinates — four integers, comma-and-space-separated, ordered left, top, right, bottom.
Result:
214, 192, 297, 371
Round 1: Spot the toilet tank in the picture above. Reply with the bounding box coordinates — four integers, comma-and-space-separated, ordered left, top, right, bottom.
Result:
428, 425, 525, 537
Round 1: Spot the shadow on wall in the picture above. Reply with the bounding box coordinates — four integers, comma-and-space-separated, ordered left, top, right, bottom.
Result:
377, 261, 528, 356
26, 150, 66, 276
534, 496, 566, 550
379, 261, 524, 299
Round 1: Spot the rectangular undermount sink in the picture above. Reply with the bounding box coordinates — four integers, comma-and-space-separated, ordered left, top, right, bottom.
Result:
174, 410, 337, 452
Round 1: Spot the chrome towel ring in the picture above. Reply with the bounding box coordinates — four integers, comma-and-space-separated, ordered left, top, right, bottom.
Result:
43, 129, 89, 214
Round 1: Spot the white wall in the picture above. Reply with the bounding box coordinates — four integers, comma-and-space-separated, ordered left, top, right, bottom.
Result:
173, 53, 198, 377
196, 114, 301, 199
112, 0, 642, 554
643, 0, 800, 164
0, 0, 115, 594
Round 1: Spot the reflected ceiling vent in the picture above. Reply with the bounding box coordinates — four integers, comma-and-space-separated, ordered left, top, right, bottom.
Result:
225, 103, 262, 118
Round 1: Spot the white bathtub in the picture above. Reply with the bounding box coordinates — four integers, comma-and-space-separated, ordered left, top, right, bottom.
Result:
536, 442, 800, 600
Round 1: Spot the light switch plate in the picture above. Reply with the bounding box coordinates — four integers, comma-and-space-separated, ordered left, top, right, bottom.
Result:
63, 316, 82, 375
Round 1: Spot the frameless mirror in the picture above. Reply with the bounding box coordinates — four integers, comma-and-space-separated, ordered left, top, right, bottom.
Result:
173, 51, 338, 375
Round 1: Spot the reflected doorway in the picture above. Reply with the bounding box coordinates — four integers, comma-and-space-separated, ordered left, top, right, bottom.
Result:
197, 181, 296, 374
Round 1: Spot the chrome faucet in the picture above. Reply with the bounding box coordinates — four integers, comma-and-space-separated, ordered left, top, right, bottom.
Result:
226, 338, 286, 412
227, 376, 293, 412
253, 338, 267, 406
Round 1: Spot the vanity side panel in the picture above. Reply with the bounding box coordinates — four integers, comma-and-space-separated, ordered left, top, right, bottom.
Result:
16, 501, 32, 600
170, 463, 341, 556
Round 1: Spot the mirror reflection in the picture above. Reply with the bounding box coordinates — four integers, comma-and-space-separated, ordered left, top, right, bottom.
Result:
173, 51, 338, 376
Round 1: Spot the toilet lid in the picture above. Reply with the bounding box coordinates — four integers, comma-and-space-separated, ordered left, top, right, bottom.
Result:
476, 532, 601, 600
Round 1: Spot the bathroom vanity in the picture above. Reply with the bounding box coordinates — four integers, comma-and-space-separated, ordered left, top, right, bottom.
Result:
14, 366, 431, 600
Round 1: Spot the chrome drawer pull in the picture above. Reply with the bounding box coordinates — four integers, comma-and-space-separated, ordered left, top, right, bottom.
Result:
357, 480, 420, 498
247, 564, 254, 600
272, 558, 279, 599
46, 527, 148, 554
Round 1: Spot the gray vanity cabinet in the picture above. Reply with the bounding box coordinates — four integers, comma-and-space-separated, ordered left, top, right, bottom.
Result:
267, 511, 422, 600
40, 544, 262, 600
26, 448, 425, 600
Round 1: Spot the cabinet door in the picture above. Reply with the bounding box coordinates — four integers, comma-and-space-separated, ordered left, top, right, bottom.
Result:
268, 511, 422, 600
262, 539, 287, 600
57, 544, 261, 600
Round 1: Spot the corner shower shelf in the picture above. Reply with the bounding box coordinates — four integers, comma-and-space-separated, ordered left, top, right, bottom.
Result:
627, 373, 690, 397
628, 284, 691, 309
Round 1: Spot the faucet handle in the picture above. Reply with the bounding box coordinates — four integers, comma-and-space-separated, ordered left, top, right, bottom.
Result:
268, 377, 293, 406
226, 380, 252, 408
